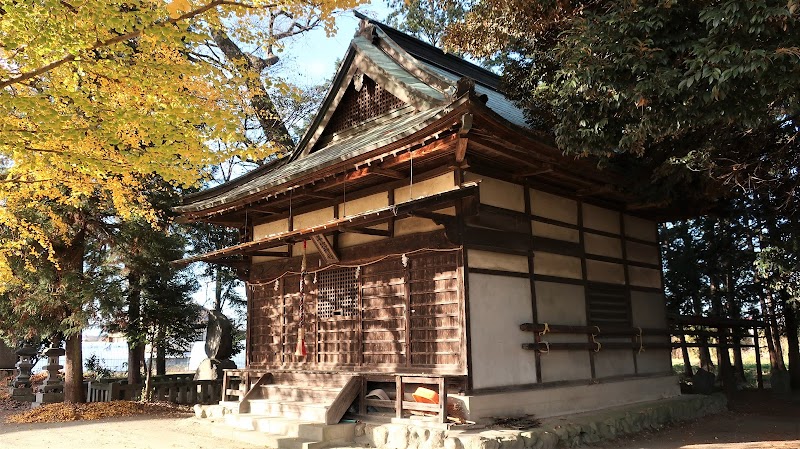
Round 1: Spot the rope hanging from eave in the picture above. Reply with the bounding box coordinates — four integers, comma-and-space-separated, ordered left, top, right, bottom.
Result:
295, 240, 308, 358
247, 246, 463, 288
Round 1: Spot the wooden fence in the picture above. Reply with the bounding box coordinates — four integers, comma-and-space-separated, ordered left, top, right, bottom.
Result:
86, 379, 222, 405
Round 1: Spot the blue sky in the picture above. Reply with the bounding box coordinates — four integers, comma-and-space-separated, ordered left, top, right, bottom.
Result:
273, 2, 392, 87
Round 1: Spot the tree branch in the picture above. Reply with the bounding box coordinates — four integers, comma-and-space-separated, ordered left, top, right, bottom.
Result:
0, 0, 273, 89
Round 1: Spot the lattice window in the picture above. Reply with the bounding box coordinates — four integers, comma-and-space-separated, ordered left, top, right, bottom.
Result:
324, 77, 406, 135
316, 267, 359, 319
586, 283, 631, 327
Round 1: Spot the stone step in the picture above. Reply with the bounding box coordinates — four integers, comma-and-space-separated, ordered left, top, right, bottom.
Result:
224, 414, 356, 441
247, 399, 331, 422
260, 384, 342, 403
210, 424, 327, 449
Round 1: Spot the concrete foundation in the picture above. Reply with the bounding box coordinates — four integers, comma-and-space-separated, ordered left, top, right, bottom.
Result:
455, 375, 680, 421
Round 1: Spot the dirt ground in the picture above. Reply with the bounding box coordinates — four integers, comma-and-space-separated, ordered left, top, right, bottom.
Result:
0, 391, 798, 449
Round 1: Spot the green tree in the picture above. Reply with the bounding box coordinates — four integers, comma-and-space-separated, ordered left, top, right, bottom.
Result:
386, 0, 470, 48
447, 0, 800, 206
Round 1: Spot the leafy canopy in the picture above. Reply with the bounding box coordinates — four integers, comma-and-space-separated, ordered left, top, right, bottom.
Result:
447, 0, 800, 203
0, 0, 361, 289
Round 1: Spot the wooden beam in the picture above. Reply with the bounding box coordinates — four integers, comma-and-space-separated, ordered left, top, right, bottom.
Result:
247, 251, 290, 257
455, 138, 468, 163
515, 164, 553, 178
301, 191, 337, 200
341, 226, 392, 237
370, 168, 405, 179
576, 184, 616, 197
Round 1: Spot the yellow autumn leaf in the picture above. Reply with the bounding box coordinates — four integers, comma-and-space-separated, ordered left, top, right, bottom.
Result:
166, 0, 192, 19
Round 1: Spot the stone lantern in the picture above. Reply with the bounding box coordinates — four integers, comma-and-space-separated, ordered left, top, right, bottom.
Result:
9, 344, 37, 402
32, 340, 65, 407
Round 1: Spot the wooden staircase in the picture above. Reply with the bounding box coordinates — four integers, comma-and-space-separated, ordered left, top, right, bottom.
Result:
227, 371, 361, 425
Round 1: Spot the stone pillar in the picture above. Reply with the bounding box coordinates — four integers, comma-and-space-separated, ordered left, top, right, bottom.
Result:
9, 345, 36, 402
33, 344, 65, 407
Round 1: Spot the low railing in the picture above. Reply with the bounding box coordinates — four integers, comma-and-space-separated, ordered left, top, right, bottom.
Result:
86, 379, 222, 404
361, 375, 452, 424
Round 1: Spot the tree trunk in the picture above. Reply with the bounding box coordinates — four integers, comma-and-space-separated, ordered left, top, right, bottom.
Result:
691, 295, 714, 370
209, 28, 294, 151
760, 290, 784, 372
57, 220, 87, 403
144, 336, 155, 402
127, 342, 144, 385
781, 290, 800, 390
127, 272, 143, 385
710, 277, 735, 395
156, 325, 166, 376
214, 267, 224, 312
767, 290, 787, 371
64, 331, 84, 403
726, 274, 747, 384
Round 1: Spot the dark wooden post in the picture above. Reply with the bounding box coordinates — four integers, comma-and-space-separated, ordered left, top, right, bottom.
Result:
395, 376, 404, 419
753, 326, 763, 390
438, 377, 447, 424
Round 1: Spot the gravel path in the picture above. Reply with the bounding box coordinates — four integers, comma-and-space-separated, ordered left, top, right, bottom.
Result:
1, 391, 798, 449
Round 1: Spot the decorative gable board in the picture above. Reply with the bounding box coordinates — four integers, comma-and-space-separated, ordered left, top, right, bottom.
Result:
321, 76, 406, 138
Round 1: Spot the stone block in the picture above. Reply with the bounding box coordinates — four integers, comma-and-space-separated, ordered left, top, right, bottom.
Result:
444, 437, 463, 449
692, 368, 716, 395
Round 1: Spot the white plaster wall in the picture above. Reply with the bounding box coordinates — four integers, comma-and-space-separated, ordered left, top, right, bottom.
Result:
338, 224, 389, 247
533, 252, 582, 280
532, 220, 580, 243
468, 273, 537, 389
339, 192, 389, 217
456, 375, 680, 419
585, 260, 626, 285
393, 217, 442, 236
253, 218, 290, 263
594, 350, 636, 378
535, 282, 592, 383
631, 291, 671, 374
628, 266, 663, 288
631, 291, 667, 328
584, 233, 622, 258
337, 192, 391, 247
624, 215, 658, 242
582, 204, 620, 234
464, 172, 525, 212
530, 190, 578, 225
468, 250, 529, 273
291, 207, 335, 255
394, 172, 455, 203
626, 241, 661, 265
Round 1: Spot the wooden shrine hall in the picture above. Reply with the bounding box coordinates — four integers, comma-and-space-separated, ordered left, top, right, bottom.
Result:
175, 14, 680, 424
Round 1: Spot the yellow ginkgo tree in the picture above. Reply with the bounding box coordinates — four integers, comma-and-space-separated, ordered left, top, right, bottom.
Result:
0, 0, 360, 402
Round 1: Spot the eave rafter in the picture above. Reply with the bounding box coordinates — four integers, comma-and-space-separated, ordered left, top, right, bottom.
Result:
173, 183, 479, 266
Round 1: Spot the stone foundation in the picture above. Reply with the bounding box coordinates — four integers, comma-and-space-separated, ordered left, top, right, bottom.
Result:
354, 393, 727, 449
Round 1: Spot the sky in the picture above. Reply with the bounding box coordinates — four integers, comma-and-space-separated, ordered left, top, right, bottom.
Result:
271, 2, 392, 87
192, 2, 393, 314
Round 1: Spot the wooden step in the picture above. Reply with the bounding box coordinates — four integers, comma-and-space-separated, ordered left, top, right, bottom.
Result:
270, 372, 356, 387
260, 384, 342, 403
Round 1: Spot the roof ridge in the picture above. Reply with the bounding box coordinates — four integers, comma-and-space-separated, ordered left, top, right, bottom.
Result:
352, 10, 502, 90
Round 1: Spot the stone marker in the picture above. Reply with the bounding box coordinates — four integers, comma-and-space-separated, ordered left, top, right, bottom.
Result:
769, 370, 791, 394
692, 367, 716, 395
195, 311, 237, 381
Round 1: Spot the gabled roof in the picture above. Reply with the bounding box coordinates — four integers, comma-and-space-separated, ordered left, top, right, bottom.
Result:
177, 14, 529, 215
